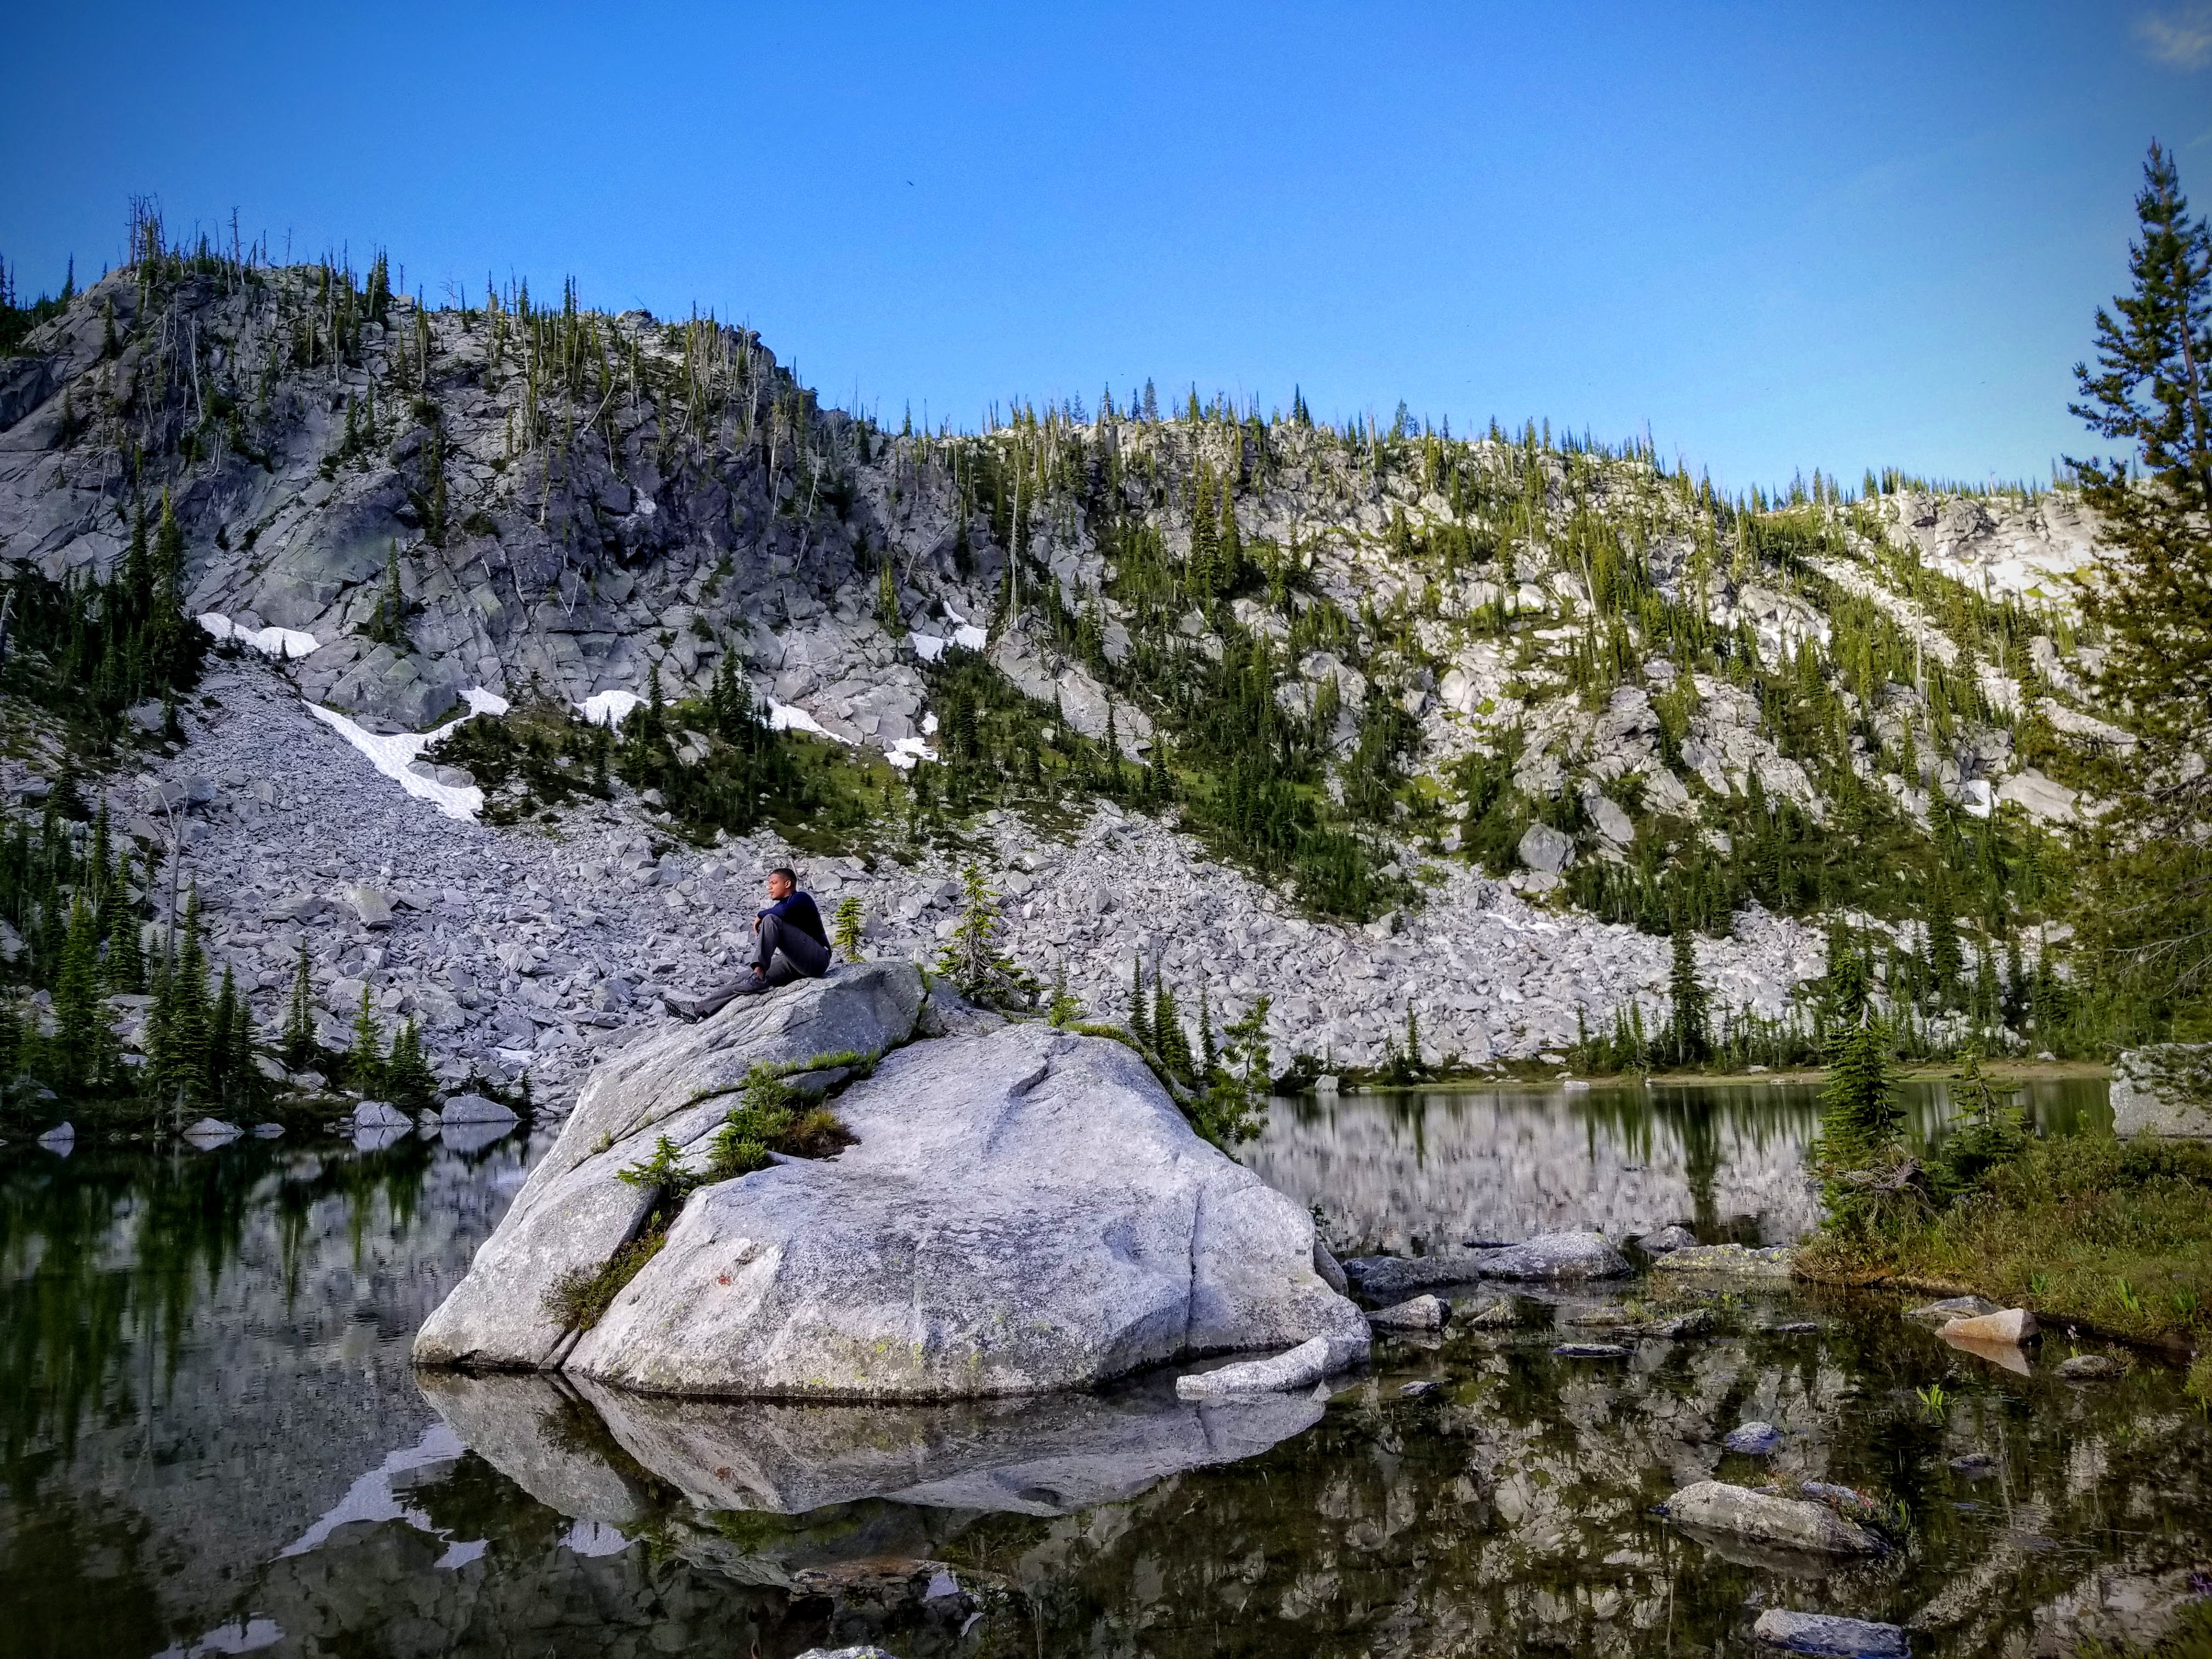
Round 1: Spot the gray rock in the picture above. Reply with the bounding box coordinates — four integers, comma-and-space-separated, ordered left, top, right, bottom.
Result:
1663, 1481, 1884, 1555
1460, 1296, 1517, 1327
796, 1649, 900, 1659
561, 1022, 1367, 1398
415, 962, 930, 1370
1175, 1337, 1335, 1400
1312, 1241, 1348, 1295
1948, 1452, 1999, 1476
353, 1099, 409, 1130
2111, 1043, 2212, 1137
341, 882, 396, 928
1637, 1223, 1698, 1254
2057, 1353, 2121, 1380
1723, 1420, 1784, 1455
441, 1092, 518, 1127
1367, 1294, 1449, 1331
181, 1116, 244, 1147
1552, 1342, 1629, 1358
36, 1122, 75, 1153
1752, 1609, 1908, 1657
1472, 1230, 1632, 1281
1341, 1252, 1489, 1300
251, 1122, 285, 1138
1653, 1243, 1797, 1278
1518, 822, 1573, 875
1905, 1294, 1998, 1325
421, 961, 1366, 1397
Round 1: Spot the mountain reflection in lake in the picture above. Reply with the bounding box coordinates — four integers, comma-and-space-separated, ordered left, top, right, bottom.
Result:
1245, 1077, 2114, 1255
4, 1074, 2200, 1659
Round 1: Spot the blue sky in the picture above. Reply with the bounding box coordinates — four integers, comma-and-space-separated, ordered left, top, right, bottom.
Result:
3, 2, 2207, 492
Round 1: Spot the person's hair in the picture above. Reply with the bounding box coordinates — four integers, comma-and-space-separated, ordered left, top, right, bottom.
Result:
770, 866, 798, 884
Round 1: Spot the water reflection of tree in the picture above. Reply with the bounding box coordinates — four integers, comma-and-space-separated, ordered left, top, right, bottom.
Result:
0, 1137, 437, 1477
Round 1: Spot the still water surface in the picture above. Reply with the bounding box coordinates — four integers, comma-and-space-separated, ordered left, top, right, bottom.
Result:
4, 1077, 2202, 1658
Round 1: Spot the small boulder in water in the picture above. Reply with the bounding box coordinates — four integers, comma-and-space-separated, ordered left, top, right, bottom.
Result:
1474, 1231, 1632, 1282
1663, 1481, 1884, 1556
1176, 1338, 1333, 1400
353, 1100, 409, 1131
1938, 1307, 2036, 1344
1905, 1294, 1997, 1325
1551, 1342, 1629, 1359
2057, 1353, 2121, 1380
1368, 1294, 1448, 1331
1638, 1224, 1698, 1254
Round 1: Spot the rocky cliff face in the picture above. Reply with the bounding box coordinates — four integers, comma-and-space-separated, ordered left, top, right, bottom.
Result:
0, 245, 2124, 1090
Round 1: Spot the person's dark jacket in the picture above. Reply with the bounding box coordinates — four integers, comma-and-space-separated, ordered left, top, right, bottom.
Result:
759, 890, 829, 949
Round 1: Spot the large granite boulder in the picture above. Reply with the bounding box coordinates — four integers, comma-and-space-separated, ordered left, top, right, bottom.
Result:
564, 1021, 1367, 1397
414, 961, 929, 1369
2111, 1043, 2212, 1138
416, 969, 1366, 1398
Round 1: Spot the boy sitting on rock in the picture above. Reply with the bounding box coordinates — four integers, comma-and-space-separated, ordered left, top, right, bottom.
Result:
663, 866, 831, 1019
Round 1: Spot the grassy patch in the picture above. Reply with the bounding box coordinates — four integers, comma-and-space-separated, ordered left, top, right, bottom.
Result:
543, 1230, 667, 1333
1799, 1132, 2212, 1347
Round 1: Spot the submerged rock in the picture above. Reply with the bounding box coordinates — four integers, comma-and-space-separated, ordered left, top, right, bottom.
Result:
1751, 1609, 1908, 1657
2057, 1353, 2121, 1380
1654, 1243, 1797, 1278
1552, 1342, 1629, 1359
1906, 1295, 1997, 1324
1663, 1481, 1884, 1556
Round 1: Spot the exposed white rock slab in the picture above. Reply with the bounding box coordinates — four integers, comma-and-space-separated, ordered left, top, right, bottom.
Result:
1174, 1338, 1333, 1400
565, 1020, 1368, 1398
414, 962, 929, 1370
1664, 1480, 1884, 1555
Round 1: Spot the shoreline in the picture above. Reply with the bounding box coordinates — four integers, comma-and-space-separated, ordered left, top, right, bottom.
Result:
1307, 1058, 2112, 1096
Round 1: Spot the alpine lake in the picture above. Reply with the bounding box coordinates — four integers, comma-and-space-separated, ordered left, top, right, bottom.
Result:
5, 1073, 2205, 1658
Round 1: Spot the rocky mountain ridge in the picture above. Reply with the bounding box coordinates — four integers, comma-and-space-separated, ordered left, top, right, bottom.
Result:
0, 238, 2130, 1098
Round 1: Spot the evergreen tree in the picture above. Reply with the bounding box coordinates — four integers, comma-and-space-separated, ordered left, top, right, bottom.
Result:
53, 895, 103, 1091
347, 986, 385, 1095
934, 862, 1035, 1007
1127, 953, 1154, 1049
832, 895, 865, 959
1818, 1017, 1903, 1166
150, 888, 211, 1109
385, 1018, 439, 1114
2071, 141, 2212, 791
281, 941, 317, 1068
1048, 956, 1081, 1028
1667, 923, 1711, 1064
145, 489, 188, 686
1925, 890, 1962, 1008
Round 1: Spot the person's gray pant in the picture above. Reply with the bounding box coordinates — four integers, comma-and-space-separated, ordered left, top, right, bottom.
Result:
687, 915, 832, 1018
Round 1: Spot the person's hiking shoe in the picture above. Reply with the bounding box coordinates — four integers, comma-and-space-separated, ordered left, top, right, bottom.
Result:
661, 991, 709, 1021
728, 969, 771, 997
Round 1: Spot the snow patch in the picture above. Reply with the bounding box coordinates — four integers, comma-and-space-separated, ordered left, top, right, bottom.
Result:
887, 736, 939, 771
577, 689, 647, 727
198, 612, 320, 660
461, 686, 510, 717
912, 633, 949, 662
770, 702, 854, 744
953, 624, 988, 651
306, 702, 488, 821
